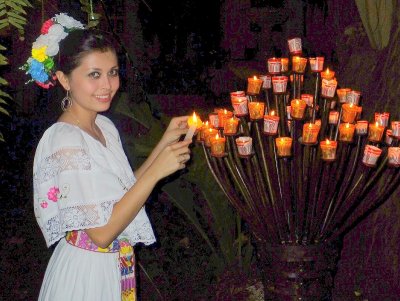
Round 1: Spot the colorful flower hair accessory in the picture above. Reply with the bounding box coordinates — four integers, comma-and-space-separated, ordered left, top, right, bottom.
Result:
20, 13, 85, 89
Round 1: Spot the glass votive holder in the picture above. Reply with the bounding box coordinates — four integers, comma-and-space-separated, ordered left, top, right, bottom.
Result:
263, 112, 280, 135
287, 37, 302, 55
224, 117, 239, 135
231, 96, 248, 116
374, 112, 390, 127
329, 111, 339, 125
337, 88, 351, 103
203, 128, 218, 147
200, 121, 210, 140
315, 119, 322, 128
210, 134, 226, 157
248, 102, 265, 120
321, 68, 335, 80
385, 129, 393, 145
338, 123, 356, 142
388, 147, 400, 167
281, 58, 289, 72
217, 109, 233, 128
362, 145, 382, 167
272, 76, 288, 94
209, 112, 219, 128
267, 58, 282, 74
247, 76, 263, 95
301, 94, 314, 107
292, 56, 307, 73
346, 90, 361, 105
236, 136, 253, 156
230, 91, 245, 101
290, 99, 307, 119
342, 103, 359, 123
309, 57, 324, 72
320, 139, 337, 161
391, 121, 400, 138
356, 120, 368, 135
259, 74, 272, 89
368, 122, 385, 142
275, 137, 293, 157
321, 78, 338, 98
302, 123, 320, 144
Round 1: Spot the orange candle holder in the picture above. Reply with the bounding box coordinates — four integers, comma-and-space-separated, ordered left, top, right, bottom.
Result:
248, 102, 265, 120
263, 111, 280, 135
210, 134, 226, 157
275, 137, 293, 157
281, 58, 289, 72
309, 57, 324, 72
337, 88, 351, 103
342, 103, 359, 123
368, 122, 385, 142
224, 117, 239, 135
320, 139, 337, 161
287, 37, 302, 55
203, 128, 218, 147
231, 96, 248, 116
290, 99, 307, 119
388, 147, 400, 167
236, 136, 253, 156
338, 123, 356, 142
217, 109, 233, 128
200, 121, 210, 140
321, 68, 335, 80
362, 145, 382, 167
292, 56, 307, 73
302, 123, 320, 144
267, 57, 282, 74
247, 76, 263, 95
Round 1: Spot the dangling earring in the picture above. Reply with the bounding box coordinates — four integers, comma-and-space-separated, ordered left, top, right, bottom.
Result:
61, 90, 72, 111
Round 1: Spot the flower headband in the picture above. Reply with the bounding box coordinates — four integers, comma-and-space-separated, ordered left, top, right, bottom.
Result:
20, 13, 85, 89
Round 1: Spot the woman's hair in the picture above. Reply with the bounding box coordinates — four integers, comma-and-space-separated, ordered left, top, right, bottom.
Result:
57, 29, 117, 75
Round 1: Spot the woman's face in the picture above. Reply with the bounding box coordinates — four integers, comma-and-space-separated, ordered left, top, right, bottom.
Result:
65, 49, 120, 114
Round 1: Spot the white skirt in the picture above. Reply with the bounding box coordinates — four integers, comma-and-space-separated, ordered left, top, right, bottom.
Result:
38, 239, 121, 301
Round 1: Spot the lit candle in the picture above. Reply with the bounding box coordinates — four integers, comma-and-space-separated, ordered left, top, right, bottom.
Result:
342, 103, 359, 123
391, 121, 400, 138
236, 136, 253, 156
321, 78, 338, 98
204, 128, 218, 147
267, 57, 282, 74
374, 112, 390, 127
200, 121, 210, 140
275, 137, 293, 157
356, 120, 368, 135
292, 56, 307, 73
185, 112, 202, 140
210, 133, 226, 157
368, 121, 385, 142
263, 110, 280, 135
309, 57, 324, 72
272, 76, 288, 94
248, 102, 265, 120
362, 145, 382, 167
388, 147, 400, 167
290, 99, 307, 119
338, 123, 355, 142
217, 109, 233, 128
231, 96, 248, 116
287, 37, 302, 55
320, 139, 337, 161
281, 58, 289, 72
224, 116, 239, 135
336, 88, 351, 103
247, 76, 263, 95
321, 68, 335, 80
302, 123, 320, 144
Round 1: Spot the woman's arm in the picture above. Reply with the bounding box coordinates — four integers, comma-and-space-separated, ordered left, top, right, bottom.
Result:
134, 116, 189, 180
85, 139, 192, 248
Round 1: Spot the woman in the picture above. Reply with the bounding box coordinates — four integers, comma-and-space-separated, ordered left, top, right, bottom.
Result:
30, 14, 192, 301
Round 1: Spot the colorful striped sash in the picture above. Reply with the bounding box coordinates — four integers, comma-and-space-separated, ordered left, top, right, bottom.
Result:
65, 230, 136, 301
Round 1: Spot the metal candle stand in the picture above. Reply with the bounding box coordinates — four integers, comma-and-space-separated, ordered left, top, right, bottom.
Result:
199, 40, 400, 300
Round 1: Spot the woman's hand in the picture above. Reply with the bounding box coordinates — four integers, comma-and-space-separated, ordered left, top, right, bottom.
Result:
159, 116, 190, 148
148, 139, 192, 181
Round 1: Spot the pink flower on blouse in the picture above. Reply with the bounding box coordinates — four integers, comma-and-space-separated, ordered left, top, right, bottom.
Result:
40, 201, 48, 208
47, 186, 60, 202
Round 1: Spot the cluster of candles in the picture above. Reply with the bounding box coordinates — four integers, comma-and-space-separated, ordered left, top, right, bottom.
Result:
186, 37, 400, 168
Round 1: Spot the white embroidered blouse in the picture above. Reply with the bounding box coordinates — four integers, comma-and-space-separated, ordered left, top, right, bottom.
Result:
33, 114, 156, 247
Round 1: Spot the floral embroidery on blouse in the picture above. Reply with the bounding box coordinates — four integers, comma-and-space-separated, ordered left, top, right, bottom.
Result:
41, 184, 70, 209
47, 186, 60, 202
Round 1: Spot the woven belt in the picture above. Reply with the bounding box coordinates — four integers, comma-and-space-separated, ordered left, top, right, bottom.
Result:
66, 230, 136, 301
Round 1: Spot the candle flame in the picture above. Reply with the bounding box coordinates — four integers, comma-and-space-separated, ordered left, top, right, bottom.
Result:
346, 123, 350, 128
224, 109, 227, 114
271, 110, 275, 116
326, 139, 330, 145
253, 75, 257, 80
349, 103, 353, 108
308, 123, 313, 128
205, 121, 209, 126
375, 121, 379, 127
326, 68, 330, 74
216, 133, 220, 139
296, 100, 299, 105
192, 112, 197, 122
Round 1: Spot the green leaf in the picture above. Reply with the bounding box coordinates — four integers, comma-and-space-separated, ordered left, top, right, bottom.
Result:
0, 132, 4, 142
0, 90, 12, 99
12, 0, 32, 7
0, 43, 7, 50
8, 17, 23, 29
0, 77, 8, 85
5, 0, 27, 14
0, 98, 9, 104
7, 11, 26, 21
0, 105, 10, 116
